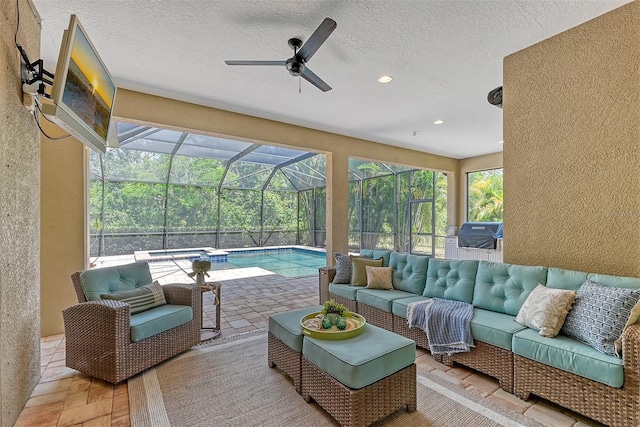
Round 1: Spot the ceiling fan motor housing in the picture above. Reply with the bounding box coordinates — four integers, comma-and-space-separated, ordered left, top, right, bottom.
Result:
286, 57, 305, 76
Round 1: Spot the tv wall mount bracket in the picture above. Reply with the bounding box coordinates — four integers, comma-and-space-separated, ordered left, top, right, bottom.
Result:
17, 44, 54, 98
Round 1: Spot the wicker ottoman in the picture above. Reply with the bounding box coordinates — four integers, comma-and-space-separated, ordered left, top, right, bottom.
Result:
268, 305, 323, 394
301, 324, 416, 427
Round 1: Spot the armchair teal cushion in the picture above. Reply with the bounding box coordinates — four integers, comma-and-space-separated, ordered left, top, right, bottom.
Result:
79, 262, 153, 301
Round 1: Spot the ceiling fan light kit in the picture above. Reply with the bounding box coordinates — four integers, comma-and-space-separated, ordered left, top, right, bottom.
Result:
225, 18, 337, 92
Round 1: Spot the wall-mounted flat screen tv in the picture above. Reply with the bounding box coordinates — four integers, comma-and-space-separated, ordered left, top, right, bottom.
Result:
41, 14, 117, 153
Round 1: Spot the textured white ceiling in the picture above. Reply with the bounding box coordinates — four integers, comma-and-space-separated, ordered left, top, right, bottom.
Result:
31, 0, 630, 159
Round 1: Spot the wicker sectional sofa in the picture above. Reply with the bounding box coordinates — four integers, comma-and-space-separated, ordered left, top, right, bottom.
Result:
319, 250, 640, 427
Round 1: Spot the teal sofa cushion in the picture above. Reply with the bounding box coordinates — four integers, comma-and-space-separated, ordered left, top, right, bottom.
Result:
424, 259, 478, 303
268, 305, 323, 352
513, 328, 624, 388
130, 304, 193, 342
80, 262, 154, 301
356, 289, 416, 312
472, 262, 547, 316
392, 296, 430, 318
302, 324, 415, 389
546, 268, 589, 290
389, 252, 429, 294
328, 283, 359, 301
587, 273, 640, 290
470, 309, 526, 350
359, 249, 392, 267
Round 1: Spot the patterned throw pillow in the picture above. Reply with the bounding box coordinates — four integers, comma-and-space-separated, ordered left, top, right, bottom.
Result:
333, 252, 353, 284
365, 266, 393, 290
350, 256, 383, 286
100, 281, 167, 314
561, 280, 640, 357
515, 284, 576, 337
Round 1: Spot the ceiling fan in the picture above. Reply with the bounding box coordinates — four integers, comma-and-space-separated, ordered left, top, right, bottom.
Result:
225, 18, 337, 92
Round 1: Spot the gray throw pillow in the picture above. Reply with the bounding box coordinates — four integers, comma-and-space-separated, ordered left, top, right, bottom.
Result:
100, 281, 167, 314
561, 280, 640, 357
333, 252, 352, 284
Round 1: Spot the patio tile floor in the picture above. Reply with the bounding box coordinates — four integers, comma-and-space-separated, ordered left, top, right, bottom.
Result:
15, 259, 604, 426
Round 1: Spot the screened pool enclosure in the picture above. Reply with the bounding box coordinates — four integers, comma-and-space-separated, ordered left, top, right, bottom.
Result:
90, 123, 448, 257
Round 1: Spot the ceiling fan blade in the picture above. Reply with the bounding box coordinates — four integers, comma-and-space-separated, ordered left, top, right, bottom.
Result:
300, 67, 331, 92
225, 60, 287, 66
298, 18, 337, 63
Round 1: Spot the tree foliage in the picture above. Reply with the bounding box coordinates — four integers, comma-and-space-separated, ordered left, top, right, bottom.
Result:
468, 169, 503, 222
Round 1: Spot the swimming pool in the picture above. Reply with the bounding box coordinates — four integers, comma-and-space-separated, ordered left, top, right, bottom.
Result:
224, 248, 327, 277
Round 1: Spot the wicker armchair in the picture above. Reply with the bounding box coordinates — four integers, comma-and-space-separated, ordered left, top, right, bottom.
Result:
63, 262, 201, 384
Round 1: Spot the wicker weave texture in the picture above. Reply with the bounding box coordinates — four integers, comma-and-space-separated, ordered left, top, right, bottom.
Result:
267, 332, 303, 394
64, 272, 201, 384
442, 341, 514, 393
301, 357, 416, 427
357, 303, 393, 330
329, 293, 357, 313
514, 323, 640, 427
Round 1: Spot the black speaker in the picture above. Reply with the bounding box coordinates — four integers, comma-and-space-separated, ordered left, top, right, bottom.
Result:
488, 86, 502, 109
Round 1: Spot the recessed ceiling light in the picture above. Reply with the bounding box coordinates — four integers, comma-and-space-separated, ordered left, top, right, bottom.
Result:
433, 120, 444, 125
378, 75, 393, 83
498, 140, 504, 144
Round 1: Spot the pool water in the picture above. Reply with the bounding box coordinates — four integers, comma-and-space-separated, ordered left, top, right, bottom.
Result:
225, 250, 327, 277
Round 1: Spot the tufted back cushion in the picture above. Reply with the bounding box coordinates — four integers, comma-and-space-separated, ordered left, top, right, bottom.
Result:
359, 249, 392, 267
586, 273, 640, 290
423, 259, 479, 303
472, 261, 548, 316
389, 252, 429, 294
80, 262, 154, 301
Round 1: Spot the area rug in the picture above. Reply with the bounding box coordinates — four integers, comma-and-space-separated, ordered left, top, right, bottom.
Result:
129, 330, 541, 427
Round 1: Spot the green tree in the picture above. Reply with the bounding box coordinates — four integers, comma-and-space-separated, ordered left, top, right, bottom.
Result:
468, 169, 503, 222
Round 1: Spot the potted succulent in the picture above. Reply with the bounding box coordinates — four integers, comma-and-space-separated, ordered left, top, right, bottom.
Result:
321, 299, 347, 328
188, 259, 211, 287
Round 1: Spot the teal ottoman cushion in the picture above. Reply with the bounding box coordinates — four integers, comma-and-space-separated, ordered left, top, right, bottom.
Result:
302, 324, 415, 389
268, 306, 323, 352
130, 304, 193, 342
513, 328, 624, 387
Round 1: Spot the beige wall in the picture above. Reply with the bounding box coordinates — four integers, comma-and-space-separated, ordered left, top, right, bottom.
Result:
503, 2, 640, 276
0, 0, 42, 424
40, 124, 87, 337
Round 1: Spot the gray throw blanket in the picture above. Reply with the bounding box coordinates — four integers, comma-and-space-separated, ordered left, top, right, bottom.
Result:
407, 298, 474, 355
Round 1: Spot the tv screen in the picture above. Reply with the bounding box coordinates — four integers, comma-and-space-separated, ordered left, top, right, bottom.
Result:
41, 15, 117, 153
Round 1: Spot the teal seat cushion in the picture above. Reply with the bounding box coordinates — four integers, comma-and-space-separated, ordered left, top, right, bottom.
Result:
302, 324, 415, 389
359, 249, 392, 267
392, 296, 430, 318
329, 283, 359, 301
470, 309, 526, 350
389, 253, 429, 294
130, 304, 193, 342
513, 328, 624, 388
424, 258, 478, 303
268, 305, 323, 352
356, 289, 416, 312
80, 262, 153, 301
472, 262, 548, 316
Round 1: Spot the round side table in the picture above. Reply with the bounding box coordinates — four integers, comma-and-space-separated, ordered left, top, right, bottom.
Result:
199, 282, 221, 341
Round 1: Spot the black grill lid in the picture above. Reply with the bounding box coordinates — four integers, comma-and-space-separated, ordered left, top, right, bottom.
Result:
458, 222, 503, 249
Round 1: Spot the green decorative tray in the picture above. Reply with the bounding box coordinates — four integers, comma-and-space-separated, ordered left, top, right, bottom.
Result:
300, 312, 366, 340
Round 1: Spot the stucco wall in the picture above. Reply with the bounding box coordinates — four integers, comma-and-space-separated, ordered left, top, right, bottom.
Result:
0, 0, 42, 425
503, 2, 640, 276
